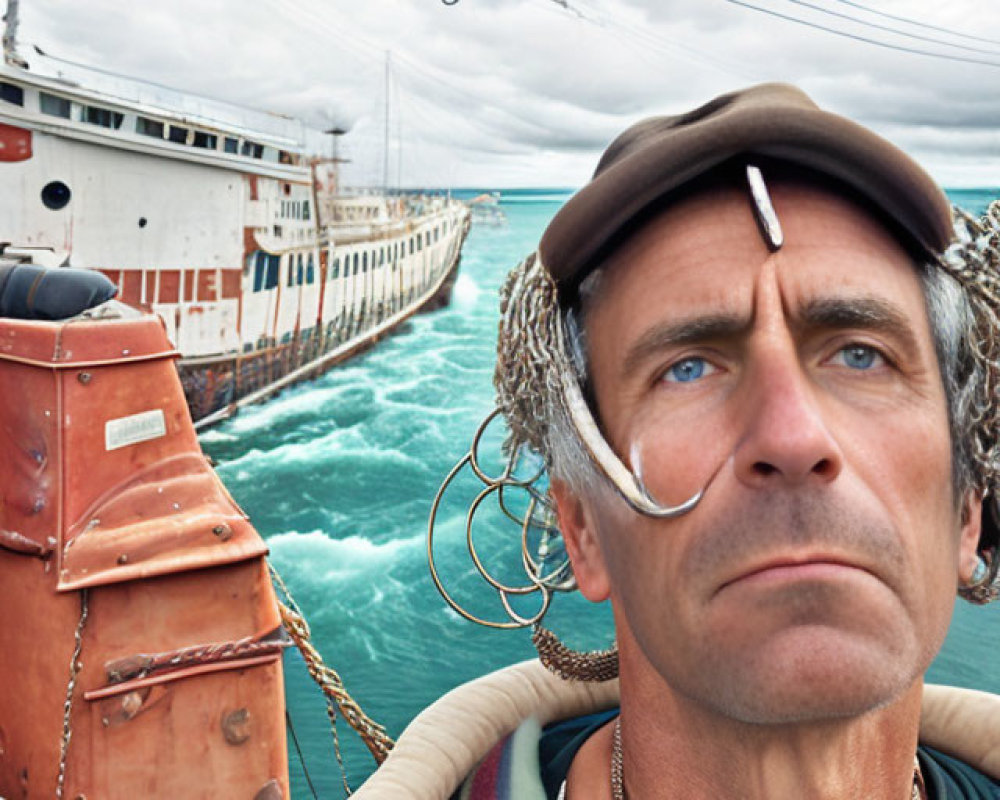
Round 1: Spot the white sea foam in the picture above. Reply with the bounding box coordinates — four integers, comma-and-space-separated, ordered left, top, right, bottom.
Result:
453, 273, 481, 308
198, 428, 238, 443
218, 421, 424, 475
268, 529, 423, 582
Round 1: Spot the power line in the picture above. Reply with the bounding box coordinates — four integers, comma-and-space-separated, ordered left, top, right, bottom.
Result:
270, 0, 557, 140
783, 0, 1000, 56
543, 0, 765, 83
832, 0, 1000, 47
724, 0, 1000, 68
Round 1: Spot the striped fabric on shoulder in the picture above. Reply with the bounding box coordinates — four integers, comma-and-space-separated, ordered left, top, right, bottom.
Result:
456, 717, 547, 800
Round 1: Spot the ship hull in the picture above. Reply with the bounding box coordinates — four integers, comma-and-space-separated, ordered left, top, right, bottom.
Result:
181, 215, 470, 428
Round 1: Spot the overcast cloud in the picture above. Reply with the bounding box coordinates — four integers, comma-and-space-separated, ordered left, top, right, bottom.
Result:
15, 0, 1000, 188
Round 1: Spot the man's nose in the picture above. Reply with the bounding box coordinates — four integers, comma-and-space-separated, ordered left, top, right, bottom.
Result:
732, 346, 843, 488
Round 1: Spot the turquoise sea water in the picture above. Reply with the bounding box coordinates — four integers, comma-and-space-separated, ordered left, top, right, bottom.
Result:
200, 187, 1000, 797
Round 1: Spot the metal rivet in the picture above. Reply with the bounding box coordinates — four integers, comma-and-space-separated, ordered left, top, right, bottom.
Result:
77, 372, 92, 385
212, 524, 232, 541
117, 554, 128, 565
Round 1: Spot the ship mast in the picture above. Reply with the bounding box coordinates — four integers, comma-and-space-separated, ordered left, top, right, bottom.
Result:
383, 50, 391, 196
2, 0, 28, 68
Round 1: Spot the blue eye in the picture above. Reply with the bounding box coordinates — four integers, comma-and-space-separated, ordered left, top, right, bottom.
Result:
835, 345, 882, 370
665, 357, 711, 383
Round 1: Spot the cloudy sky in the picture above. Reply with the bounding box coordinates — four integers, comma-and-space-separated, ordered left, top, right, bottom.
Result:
13, 0, 1000, 188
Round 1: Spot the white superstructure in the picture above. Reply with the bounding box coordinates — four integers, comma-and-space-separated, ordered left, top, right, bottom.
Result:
0, 46, 469, 423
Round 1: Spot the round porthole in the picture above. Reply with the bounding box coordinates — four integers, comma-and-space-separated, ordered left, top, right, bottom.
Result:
41, 181, 71, 210
138, 217, 148, 228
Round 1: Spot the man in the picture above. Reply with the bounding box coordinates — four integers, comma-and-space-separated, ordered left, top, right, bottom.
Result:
419, 83, 1000, 799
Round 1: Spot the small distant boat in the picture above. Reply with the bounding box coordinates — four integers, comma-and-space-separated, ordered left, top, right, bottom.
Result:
468, 191, 507, 226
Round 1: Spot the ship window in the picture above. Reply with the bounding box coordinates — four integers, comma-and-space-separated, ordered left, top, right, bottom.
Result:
362, 252, 368, 272
0, 82, 24, 106
41, 180, 71, 210
353, 253, 359, 275
224, 137, 239, 154
409, 238, 414, 255
425, 231, 431, 246
306, 254, 315, 284
241, 140, 263, 159
253, 251, 267, 292
192, 131, 217, 149
168, 125, 188, 144
379, 248, 384, 266
136, 116, 164, 138
332, 258, 340, 279
417, 236, 423, 252
297, 254, 304, 285
39, 92, 70, 118
261, 146, 279, 163
84, 106, 123, 129
287, 255, 294, 287
265, 254, 280, 289
303, 200, 310, 221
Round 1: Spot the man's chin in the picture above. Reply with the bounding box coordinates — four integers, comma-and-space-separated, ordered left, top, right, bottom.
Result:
685, 627, 926, 726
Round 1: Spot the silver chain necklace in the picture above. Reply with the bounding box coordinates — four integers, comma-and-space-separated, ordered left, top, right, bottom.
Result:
610, 717, 926, 800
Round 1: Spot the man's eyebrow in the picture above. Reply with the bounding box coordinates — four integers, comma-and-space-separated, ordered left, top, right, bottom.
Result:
621, 313, 750, 378
618, 296, 922, 379
798, 296, 920, 351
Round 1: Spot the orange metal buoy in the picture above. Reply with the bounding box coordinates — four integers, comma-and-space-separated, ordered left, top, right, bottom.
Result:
0, 310, 290, 799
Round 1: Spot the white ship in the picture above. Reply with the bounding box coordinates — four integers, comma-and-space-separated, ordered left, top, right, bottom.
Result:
0, 5, 470, 426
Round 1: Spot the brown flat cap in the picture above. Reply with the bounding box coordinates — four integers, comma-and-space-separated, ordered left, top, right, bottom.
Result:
539, 82, 952, 289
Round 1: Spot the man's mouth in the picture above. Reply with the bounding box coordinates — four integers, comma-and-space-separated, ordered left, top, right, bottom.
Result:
717, 555, 879, 595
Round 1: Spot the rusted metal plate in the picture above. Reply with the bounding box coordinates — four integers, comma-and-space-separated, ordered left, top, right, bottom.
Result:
58, 450, 266, 592
0, 314, 289, 798
0, 359, 59, 559
0, 315, 177, 368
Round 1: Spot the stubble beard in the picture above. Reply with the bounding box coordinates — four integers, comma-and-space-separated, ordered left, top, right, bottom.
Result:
617, 489, 942, 726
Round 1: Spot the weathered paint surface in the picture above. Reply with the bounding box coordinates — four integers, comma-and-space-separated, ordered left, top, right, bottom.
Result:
0, 314, 289, 799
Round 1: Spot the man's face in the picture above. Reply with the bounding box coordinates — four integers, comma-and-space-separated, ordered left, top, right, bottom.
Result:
558, 179, 981, 723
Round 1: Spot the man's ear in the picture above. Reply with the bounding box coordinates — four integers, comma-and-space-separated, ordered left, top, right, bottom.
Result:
550, 478, 612, 603
957, 490, 984, 584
